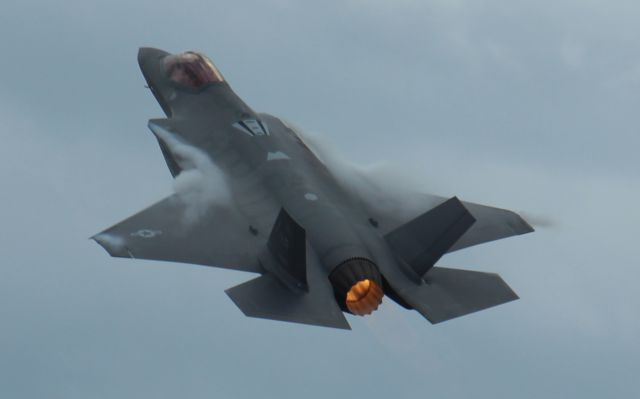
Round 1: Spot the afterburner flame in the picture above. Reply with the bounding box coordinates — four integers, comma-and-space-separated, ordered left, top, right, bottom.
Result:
345, 279, 384, 316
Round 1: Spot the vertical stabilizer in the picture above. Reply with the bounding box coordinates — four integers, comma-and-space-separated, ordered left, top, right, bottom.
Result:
259, 208, 308, 291
385, 197, 475, 277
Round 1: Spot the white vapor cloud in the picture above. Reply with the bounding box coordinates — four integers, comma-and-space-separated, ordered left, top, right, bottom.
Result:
286, 119, 449, 222
150, 124, 231, 224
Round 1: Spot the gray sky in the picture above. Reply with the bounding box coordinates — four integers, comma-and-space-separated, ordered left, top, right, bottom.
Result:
1, 1, 639, 398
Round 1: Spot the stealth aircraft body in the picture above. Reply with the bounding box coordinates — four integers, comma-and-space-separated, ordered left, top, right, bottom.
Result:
93, 48, 534, 329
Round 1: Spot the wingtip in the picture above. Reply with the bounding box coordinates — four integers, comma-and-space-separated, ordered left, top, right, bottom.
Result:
508, 209, 536, 235
92, 232, 129, 257
519, 216, 536, 234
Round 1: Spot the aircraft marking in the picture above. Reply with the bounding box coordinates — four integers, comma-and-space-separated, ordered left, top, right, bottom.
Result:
130, 229, 162, 238
304, 193, 318, 201
232, 119, 270, 136
267, 151, 291, 161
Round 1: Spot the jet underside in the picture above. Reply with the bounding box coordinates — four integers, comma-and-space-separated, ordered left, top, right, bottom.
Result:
93, 48, 534, 330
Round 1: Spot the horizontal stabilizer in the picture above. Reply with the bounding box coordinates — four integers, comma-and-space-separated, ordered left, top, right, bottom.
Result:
403, 267, 518, 324
225, 273, 350, 330
385, 197, 476, 277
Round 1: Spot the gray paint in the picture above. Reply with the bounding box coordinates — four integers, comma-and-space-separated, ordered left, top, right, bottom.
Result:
2, 1, 639, 397
94, 48, 533, 329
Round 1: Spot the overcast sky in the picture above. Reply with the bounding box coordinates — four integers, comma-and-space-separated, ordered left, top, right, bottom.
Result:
1, 1, 639, 398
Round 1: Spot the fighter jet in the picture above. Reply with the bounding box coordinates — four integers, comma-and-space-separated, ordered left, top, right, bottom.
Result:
93, 48, 534, 330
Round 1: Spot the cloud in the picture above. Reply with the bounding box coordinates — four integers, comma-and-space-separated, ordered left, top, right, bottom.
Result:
561, 39, 587, 70
149, 122, 231, 225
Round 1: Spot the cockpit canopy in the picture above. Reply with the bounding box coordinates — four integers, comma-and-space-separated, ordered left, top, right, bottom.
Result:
163, 52, 224, 89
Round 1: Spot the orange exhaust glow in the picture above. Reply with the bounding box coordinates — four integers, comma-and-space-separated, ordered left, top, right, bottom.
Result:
345, 279, 384, 316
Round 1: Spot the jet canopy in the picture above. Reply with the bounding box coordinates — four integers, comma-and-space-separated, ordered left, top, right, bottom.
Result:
163, 51, 224, 89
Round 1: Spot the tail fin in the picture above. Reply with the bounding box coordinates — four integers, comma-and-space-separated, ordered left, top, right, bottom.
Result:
262, 208, 307, 290
385, 197, 475, 277
379, 197, 520, 323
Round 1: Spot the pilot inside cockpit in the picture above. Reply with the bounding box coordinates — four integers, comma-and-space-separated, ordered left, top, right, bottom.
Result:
163, 52, 224, 89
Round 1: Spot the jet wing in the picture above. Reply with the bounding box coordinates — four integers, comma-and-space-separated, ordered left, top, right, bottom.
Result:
93, 195, 264, 273
449, 199, 534, 252
363, 192, 533, 252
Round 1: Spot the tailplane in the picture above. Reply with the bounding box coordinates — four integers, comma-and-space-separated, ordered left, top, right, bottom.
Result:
403, 267, 518, 323
225, 208, 350, 329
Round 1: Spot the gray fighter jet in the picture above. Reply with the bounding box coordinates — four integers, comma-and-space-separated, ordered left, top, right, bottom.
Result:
93, 48, 534, 330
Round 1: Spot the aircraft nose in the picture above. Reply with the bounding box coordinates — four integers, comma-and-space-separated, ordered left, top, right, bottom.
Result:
138, 47, 170, 66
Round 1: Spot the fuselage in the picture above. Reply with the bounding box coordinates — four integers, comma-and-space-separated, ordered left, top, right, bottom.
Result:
94, 48, 528, 326
137, 48, 399, 288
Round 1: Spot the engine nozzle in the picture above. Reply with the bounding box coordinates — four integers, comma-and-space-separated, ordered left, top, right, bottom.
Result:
329, 258, 384, 316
